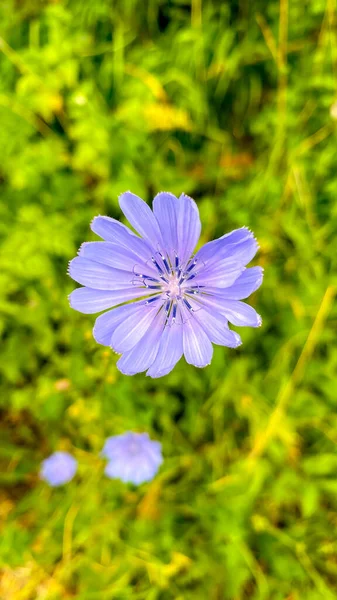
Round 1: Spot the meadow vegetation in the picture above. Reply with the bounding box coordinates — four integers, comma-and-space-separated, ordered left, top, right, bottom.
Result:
1, 1, 337, 598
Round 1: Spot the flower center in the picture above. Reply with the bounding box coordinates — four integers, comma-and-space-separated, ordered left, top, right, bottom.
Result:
128, 441, 140, 455
164, 274, 181, 298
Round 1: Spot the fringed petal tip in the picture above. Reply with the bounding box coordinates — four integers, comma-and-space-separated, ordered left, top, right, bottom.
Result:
77, 242, 91, 256
67, 259, 74, 278
156, 190, 178, 195
241, 225, 260, 247
90, 214, 103, 230
118, 190, 133, 200
68, 291, 75, 308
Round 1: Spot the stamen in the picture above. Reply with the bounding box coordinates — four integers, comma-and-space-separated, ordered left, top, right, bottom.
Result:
160, 253, 171, 274
165, 299, 171, 313
151, 256, 164, 275
183, 299, 193, 311
187, 258, 198, 273
131, 278, 147, 287
144, 283, 162, 289
145, 296, 160, 305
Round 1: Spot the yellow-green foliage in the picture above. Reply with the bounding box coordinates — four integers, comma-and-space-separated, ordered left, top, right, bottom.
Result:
1, 1, 337, 598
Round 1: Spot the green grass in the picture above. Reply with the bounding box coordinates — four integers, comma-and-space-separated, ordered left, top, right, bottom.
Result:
1, 0, 337, 598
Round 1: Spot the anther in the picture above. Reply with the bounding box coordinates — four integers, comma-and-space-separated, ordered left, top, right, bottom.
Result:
145, 297, 159, 305
160, 253, 170, 274
187, 259, 198, 273
151, 256, 164, 274
183, 299, 193, 311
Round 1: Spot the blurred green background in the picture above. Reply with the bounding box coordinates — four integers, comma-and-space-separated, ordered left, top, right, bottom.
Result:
1, 0, 337, 598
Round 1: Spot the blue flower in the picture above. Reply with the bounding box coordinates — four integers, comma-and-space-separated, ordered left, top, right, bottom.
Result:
69, 192, 263, 377
102, 432, 163, 485
40, 451, 77, 487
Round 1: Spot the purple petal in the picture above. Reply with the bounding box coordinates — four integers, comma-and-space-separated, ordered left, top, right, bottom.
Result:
177, 194, 201, 266
79, 242, 156, 276
69, 287, 152, 314
191, 304, 241, 347
192, 259, 245, 288
195, 227, 258, 268
212, 266, 264, 299
197, 296, 262, 327
119, 191, 164, 250
220, 300, 262, 327
93, 300, 145, 346
111, 300, 162, 353
91, 216, 152, 260
182, 311, 213, 367
152, 192, 179, 260
143, 439, 162, 464
68, 257, 136, 289
116, 310, 166, 375
102, 432, 163, 485
105, 458, 155, 484
147, 321, 184, 378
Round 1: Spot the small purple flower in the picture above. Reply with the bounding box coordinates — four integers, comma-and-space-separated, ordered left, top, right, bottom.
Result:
102, 432, 163, 485
40, 451, 77, 487
69, 192, 263, 377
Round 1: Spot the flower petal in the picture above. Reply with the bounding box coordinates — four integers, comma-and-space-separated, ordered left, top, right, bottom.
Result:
197, 296, 262, 327
69, 287, 152, 314
93, 300, 145, 346
68, 257, 136, 289
111, 300, 162, 353
116, 310, 166, 375
79, 242, 156, 276
177, 193, 201, 266
105, 458, 155, 484
119, 191, 164, 250
220, 300, 262, 327
143, 439, 163, 465
91, 215, 152, 260
195, 227, 258, 268
191, 259, 245, 288
191, 304, 241, 347
182, 311, 213, 367
212, 266, 264, 299
147, 322, 183, 378
152, 192, 179, 259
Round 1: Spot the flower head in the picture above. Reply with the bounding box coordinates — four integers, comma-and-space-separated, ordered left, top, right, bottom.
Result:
40, 451, 77, 487
69, 192, 263, 377
102, 432, 163, 485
